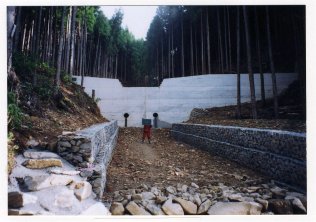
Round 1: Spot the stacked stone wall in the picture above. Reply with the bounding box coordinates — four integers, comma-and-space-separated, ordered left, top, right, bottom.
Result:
171, 123, 306, 189
57, 120, 118, 197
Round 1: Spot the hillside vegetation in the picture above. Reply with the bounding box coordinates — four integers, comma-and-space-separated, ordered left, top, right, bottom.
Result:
8, 54, 106, 173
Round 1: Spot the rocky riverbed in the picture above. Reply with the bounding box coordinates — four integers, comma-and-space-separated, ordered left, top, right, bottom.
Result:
108, 181, 307, 215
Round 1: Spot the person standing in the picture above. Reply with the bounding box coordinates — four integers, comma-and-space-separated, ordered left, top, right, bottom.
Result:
142, 124, 152, 144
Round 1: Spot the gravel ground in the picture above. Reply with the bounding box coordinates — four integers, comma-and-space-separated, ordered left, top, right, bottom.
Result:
103, 127, 269, 201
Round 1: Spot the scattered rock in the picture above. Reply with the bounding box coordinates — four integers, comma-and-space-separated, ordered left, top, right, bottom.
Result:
141, 184, 148, 190
292, 198, 307, 214
126, 201, 151, 215
22, 159, 63, 169
26, 138, 39, 148
207, 202, 262, 215
197, 199, 212, 214
23, 150, 60, 159
174, 197, 197, 214
191, 182, 199, 189
8, 208, 37, 215
79, 169, 93, 178
166, 186, 176, 194
50, 169, 80, 176
110, 202, 125, 215
132, 194, 143, 201
24, 175, 73, 191
81, 202, 111, 215
73, 181, 92, 201
141, 199, 155, 208
80, 143, 91, 149
54, 189, 75, 208
142, 192, 155, 200
59, 141, 72, 148
270, 186, 287, 199
151, 187, 159, 196
228, 193, 244, 202
193, 193, 202, 206
156, 196, 167, 204
249, 202, 263, 215
255, 198, 269, 211
268, 199, 293, 214
162, 199, 184, 215
8, 192, 38, 208
146, 203, 165, 215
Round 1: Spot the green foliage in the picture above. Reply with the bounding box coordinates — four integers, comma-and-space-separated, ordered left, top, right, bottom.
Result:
37, 62, 55, 77
8, 92, 23, 130
77, 6, 98, 32
62, 72, 72, 85
94, 9, 111, 39
12, 52, 37, 80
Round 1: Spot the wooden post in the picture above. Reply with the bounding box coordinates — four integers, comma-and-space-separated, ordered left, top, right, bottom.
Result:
92, 89, 95, 100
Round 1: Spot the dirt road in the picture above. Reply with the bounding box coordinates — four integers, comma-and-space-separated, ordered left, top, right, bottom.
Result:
104, 127, 268, 200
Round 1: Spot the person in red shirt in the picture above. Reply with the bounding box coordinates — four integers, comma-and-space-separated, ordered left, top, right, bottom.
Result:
142, 124, 152, 144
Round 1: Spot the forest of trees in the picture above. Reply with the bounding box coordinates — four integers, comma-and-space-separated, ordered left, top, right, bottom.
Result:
8, 6, 146, 87
146, 6, 305, 83
7, 5, 305, 119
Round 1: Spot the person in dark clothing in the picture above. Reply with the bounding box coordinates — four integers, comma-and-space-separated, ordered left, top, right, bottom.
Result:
142, 124, 152, 144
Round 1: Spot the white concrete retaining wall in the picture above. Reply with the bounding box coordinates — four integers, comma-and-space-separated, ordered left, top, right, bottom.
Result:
74, 73, 298, 127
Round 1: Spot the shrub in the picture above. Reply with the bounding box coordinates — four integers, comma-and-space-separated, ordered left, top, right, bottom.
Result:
8, 92, 23, 130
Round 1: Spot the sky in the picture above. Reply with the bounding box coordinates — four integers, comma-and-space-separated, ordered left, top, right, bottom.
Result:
101, 6, 158, 40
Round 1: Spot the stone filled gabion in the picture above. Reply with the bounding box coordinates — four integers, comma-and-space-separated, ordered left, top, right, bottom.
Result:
58, 135, 92, 168
57, 121, 118, 198
171, 123, 306, 190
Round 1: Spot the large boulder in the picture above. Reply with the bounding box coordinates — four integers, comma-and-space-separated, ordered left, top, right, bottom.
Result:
174, 197, 197, 214
207, 202, 262, 215
23, 150, 60, 159
22, 159, 63, 169
8, 192, 38, 208
268, 199, 293, 214
73, 181, 92, 201
197, 199, 212, 214
145, 203, 166, 215
126, 201, 151, 215
162, 199, 184, 215
81, 203, 111, 215
24, 175, 73, 191
110, 202, 125, 215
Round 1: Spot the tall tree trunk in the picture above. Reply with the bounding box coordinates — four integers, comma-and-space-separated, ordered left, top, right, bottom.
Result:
227, 7, 232, 72
156, 47, 159, 82
69, 6, 77, 77
55, 6, 66, 90
65, 7, 71, 73
7, 6, 16, 72
168, 32, 171, 78
200, 11, 204, 74
181, 15, 185, 77
161, 37, 164, 78
195, 27, 198, 74
224, 7, 228, 72
171, 24, 174, 77
13, 7, 21, 53
266, 6, 279, 118
255, 7, 266, 106
190, 22, 194, 75
35, 6, 42, 56
243, 6, 257, 119
48, 7, 54, 63
206, 8, 211, 73
217, 9, 224, 73
236, 7, 241, 119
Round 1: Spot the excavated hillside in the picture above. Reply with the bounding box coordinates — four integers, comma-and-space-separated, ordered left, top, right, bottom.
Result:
8, 69, 107, 173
